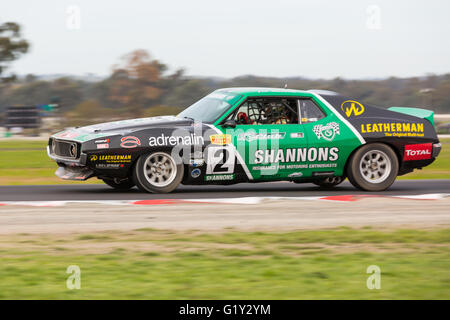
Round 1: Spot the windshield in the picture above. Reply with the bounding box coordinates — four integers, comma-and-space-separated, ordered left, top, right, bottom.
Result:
178, 92, 241, 123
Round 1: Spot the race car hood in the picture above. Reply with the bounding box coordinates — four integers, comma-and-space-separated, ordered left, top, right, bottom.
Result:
52, 115, 192, 143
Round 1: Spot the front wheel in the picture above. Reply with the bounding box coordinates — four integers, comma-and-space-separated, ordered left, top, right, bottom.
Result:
132, 151, 184, 193
346, 143, 398, 191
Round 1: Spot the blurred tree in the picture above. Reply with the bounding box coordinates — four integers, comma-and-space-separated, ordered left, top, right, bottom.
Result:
142, 105, 184, 117
162, 79, 211, 108
108, 50, 167, 116
50, 77, 83, 111
0, 22, 29, 82
64, 100, 110, 126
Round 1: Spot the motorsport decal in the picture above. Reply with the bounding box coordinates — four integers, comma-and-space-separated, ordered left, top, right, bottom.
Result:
95, 163, 125, 169
56, 131, 79, 139
189, 150, 205, 167
313, 122, 340, 141
206, 146, 235, 174
54, 131, 111, 143
290, 132, 304, 138
120, 136, 141, 148
95, 139, 110, 144
237, 132, 286, 142
404, 143, 432, 161
149, 134, 204, 147
204, 174, 235, 181
360, 122, 424, 137
191, 168, 201, 178
341, 100, 365, 117
95, 138, 110, 149
288, 172, 303, 178
90, 154, 132, 163
254, 147, 339, 164
210, 134, 231, 145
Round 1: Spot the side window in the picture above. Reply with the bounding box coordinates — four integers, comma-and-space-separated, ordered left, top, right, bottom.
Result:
229, 98, 299, 125
298, 99, 325, 124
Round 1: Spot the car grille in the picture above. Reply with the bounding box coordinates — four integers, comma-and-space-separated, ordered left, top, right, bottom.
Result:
49, 139, 80, 159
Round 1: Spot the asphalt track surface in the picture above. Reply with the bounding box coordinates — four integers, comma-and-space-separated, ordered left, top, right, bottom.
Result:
0, 179, 449, 201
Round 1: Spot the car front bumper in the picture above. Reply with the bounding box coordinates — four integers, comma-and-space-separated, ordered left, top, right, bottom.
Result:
47, 146, 94, 180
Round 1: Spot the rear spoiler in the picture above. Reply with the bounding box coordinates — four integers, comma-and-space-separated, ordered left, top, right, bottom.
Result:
388, 107, 435, 128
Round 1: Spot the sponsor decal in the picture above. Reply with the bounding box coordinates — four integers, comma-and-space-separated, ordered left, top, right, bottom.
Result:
57, 131, 79, 139
191, 168, 201, 178
237, 132, 286, 142
95, 163, 125, 169
90, 154, 132, 163
252, 163, 337, 171
210, 134, 231, 145
189, 151, 205, 167
254, 147, 339, 164
288, 172, 303, 178
290, 132, 304, 138
204, 174, 235, 181
190, 159, 204, 167
341, 100, 365, 117
120, 136, 141, 148
95, 139, 110, 144
149, 134, 204, 147
309, 163, 337, 168
361, 122, 424, 137
404, 143, 432, 161
96, 143, 109, 149
313, 122, 340, 141
206, 146, 235, 174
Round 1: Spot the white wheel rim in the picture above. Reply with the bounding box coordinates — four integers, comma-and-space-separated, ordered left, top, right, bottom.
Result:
359, 149, 391, 184
143, 152, 177, 188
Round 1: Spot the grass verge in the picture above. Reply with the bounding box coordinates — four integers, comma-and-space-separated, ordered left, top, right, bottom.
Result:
0, 227, 449, 299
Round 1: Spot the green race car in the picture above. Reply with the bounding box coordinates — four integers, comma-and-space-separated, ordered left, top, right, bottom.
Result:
48, 87, 441, 192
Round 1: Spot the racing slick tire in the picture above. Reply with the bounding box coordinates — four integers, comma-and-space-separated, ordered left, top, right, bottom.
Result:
313, 176, 345, 188
102, 178, 135, 190
346, 143, 399, 191
133, 151, 184, 193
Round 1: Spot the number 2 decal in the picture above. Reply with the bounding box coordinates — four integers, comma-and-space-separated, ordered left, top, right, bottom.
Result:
206, 146, 235, 174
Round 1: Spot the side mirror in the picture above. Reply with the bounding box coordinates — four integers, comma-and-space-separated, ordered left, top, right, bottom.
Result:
222, 119, 237, 128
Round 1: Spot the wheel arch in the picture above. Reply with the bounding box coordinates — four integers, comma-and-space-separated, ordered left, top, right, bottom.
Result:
343, 141, 401, 175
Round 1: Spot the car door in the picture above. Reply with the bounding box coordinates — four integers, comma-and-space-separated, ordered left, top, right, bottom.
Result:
298, 98, 347, 178
218, 97, 309, 181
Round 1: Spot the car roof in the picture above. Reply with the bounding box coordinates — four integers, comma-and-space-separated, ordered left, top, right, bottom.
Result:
215, 87, 340, 97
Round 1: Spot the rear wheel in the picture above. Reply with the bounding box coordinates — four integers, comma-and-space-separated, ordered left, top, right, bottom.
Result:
132, 151, 184, 193
102, 178, 135, 190
347, 143, 398, 191
313, 176, 345, 188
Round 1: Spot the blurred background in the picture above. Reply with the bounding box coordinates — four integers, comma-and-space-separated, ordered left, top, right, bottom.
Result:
0, 1, 449, 300
0, 0, 450, 136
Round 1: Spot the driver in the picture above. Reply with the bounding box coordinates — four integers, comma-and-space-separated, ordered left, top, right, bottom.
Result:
264, 102, 289, 124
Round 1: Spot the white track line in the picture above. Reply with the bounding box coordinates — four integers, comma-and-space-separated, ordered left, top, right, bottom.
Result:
0, 194, 448, 207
